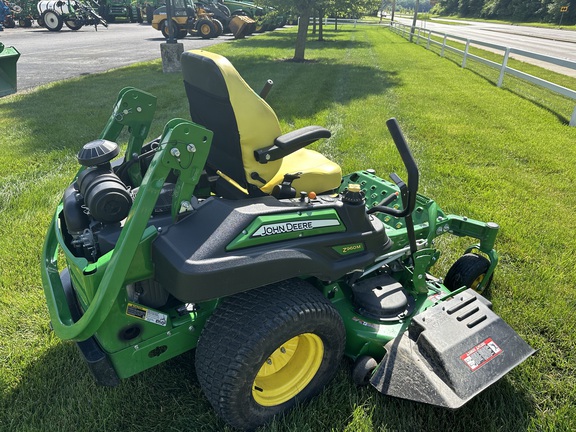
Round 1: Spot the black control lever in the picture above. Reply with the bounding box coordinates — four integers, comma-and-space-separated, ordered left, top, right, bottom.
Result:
367, 118, 419, 218
367, 118, 420, 256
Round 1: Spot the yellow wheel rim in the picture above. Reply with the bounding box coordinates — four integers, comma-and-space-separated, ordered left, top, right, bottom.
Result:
471, 274, 485, 291
252, 333, 324, 406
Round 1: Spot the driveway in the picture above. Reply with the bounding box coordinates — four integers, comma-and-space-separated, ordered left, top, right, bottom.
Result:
0, 23, 229, 92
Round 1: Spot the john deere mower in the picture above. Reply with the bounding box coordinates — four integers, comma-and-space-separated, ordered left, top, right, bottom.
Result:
41, 50, 534, 430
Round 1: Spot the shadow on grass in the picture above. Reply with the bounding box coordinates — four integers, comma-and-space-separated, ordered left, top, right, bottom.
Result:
1, 345, 535, 432
0, 63, 188, 157
0, 342, 228, 431
0, 47, 400, 158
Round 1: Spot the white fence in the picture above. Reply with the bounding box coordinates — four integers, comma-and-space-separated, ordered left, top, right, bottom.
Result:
390, 21, 576, 126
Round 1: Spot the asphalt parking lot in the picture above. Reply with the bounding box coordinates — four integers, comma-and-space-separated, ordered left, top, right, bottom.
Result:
0, 22, 229, 91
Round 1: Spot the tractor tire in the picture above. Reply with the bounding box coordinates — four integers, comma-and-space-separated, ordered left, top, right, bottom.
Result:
351, 356, 378, 387
4, 16, 15, 28
65, 19, 83, 30
196, 18, 216, 39
195, 279, 346, 430
160, 20, 179, 39
42, 10, 63, 31
145, 5, 154, 24
212, 18, 224, 37
444, 253, 492, 293
19, 18, 33, 28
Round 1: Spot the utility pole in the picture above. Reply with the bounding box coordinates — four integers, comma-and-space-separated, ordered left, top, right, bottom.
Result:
160, 0, 184, 72
166, 0, 175, 43
410, 0, 420, 42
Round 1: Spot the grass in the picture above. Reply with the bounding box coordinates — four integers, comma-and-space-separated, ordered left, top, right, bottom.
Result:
1, 25, 576, 431
403, 27, 576, 120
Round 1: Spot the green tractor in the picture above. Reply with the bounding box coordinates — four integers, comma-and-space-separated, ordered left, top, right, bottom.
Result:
41, 50, 534, 430
6, 1, 35, 27
97, 0, 142, 23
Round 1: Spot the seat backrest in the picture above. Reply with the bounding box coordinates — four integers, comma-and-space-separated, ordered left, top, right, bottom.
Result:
181, 50, 282, 193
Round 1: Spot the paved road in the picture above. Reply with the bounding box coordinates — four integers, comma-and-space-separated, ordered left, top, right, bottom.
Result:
0, 23, 229, 92
396, 17, 576, 77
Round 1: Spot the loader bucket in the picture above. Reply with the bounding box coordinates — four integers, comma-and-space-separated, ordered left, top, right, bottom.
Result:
0, 43, 20, 97
229, 15, 256, 39
370, 289, 535, 408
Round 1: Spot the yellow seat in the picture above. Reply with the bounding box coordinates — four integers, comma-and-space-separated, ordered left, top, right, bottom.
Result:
181, 50, 342, 197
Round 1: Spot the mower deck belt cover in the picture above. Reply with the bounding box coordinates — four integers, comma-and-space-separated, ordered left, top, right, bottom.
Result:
371, 289, 536, 408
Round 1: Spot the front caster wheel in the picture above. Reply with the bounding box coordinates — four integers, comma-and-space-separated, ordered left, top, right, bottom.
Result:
195, 279, 346, 430
444, 253, 492, 293
352, 355, 378, 387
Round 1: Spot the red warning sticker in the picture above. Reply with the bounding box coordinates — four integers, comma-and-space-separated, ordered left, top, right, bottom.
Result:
460, 338, 502, 371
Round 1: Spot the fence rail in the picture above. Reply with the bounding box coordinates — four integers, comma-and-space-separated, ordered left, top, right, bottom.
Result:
390, 21, 576, 126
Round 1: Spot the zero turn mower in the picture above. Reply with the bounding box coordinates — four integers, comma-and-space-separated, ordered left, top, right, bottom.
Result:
41, 50, 534, 430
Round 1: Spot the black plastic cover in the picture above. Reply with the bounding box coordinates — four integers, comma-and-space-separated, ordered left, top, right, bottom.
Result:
152, 195, 390, 303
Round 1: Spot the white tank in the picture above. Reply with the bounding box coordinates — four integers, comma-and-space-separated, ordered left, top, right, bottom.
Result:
37, 0, 80, 15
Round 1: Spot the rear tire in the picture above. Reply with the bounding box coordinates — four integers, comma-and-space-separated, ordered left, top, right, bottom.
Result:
146, 5, 154, 24
4, 16, 15, 28
212, 18, 224, 36
42, 10, 63, 31
161, 20, 179, 39
65, 19, 83, 30
195, 279, 345, 430
196, 18, 216, 39
444, 253, 492, 293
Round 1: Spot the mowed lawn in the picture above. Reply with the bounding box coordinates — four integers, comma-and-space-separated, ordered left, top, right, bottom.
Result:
0, 24, 575, 431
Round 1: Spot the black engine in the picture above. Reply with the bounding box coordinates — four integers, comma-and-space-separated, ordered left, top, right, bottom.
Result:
62, 139, 133, 261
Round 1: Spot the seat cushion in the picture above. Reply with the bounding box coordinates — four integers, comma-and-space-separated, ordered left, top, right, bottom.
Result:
262, 148, 342, 195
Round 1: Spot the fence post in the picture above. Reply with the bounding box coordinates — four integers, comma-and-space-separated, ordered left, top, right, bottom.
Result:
497, 47, 511, 88
570, 106, 576, 127
426, 31, 431, 49
441, 35, 447, 57
462, 39, 470, 68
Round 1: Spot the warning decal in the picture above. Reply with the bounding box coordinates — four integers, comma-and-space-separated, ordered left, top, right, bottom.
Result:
460, 337, 502, 371
126, 303, 168, 327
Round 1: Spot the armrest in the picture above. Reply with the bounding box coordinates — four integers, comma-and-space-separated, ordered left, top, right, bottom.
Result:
254, 126, 331, 163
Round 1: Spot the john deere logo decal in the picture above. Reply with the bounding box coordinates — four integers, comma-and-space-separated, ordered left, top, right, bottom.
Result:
253, 219, 340, 237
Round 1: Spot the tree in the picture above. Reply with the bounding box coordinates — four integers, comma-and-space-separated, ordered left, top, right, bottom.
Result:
258, 0, 316, 61
259, 0, 379, 60
431, 0, 459, 15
